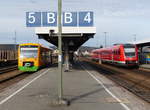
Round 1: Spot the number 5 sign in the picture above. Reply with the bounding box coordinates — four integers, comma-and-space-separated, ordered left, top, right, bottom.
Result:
26, 11, 94, 27
26, 12, 41, 27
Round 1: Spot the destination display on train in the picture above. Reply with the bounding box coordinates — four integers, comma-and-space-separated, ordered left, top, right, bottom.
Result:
26, 11, 94, 27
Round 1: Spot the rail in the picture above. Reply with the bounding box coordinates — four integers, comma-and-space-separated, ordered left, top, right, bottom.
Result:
0, 65, 17, 74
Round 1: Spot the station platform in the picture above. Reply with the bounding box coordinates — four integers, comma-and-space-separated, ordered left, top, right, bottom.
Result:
0, 62, 149, 110
140, 64, 150, 69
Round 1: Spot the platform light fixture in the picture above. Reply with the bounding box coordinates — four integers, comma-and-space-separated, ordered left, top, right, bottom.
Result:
14, 30, 17, 56
104, 32, 108, 48
57, 0, 69, 105
133, 34, 136, 44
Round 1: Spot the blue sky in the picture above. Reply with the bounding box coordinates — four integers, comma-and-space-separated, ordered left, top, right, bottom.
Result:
0, 0, 150, 47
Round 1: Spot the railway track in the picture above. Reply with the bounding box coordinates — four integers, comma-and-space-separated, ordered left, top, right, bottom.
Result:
0, 65, 30, 92
0, 65, 24, 83
0, 65, 17, 74
81, 57, 150, 103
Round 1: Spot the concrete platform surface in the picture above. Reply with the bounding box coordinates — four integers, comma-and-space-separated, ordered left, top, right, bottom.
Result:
0, 62, 149, 110
140, 64, 150, 69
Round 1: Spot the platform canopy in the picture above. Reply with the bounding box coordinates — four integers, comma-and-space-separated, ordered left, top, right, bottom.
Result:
136, 41, 150, 48
35, 27, 96, 51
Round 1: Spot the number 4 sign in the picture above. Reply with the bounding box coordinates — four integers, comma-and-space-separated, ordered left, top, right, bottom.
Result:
79, 12, 93, 26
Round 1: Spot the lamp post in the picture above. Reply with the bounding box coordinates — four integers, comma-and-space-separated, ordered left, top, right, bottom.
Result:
58, 0, 63, 101
14, 30, 17, 58
14, 30, 17, 45
133, 34, 136, 44
57, 0, 69, 105
104, 32, 107, 48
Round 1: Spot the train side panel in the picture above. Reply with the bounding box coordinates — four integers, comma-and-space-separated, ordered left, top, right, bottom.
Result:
113, 45, 126, 64
100, 49, 112, 62
91, 44, 139, 67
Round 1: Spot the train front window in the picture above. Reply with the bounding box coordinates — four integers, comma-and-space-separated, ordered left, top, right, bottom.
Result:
20, 46, 38, 58
124, 48, 135, 57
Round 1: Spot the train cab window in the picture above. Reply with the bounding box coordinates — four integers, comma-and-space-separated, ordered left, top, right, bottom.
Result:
20, 46, 38, 58
124, 45, 136, 57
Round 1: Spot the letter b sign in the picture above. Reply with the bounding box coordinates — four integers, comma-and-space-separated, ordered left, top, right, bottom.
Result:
63, 12, 77, 26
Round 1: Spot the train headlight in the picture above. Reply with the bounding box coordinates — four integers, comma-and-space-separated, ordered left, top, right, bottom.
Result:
136, 61, 138, 63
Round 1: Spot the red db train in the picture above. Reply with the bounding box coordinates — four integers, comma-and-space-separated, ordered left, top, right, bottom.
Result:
91, 44, 138, 66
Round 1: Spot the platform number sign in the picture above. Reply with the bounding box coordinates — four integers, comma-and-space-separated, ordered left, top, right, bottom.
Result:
26, 11, 94, 27
42, 12, 57, 26
63, 12, 77, 26
79, 12, 93, 26
26, 12, 41, 27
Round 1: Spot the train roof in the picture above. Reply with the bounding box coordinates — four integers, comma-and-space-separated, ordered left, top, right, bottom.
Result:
19, 43, 40, 46
113, 43, 135, 46
91, 43, 136, 52
91, 47, 112, 52
19, 43, 53, 50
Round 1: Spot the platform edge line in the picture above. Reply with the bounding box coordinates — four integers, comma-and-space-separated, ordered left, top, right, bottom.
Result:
81, 64, 131, 110
0, 68, 50, 105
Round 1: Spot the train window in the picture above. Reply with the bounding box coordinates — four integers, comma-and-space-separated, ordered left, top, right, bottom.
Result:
7, 51, 9, 60
124, 44, 135, 48
3, 51, 5, 59
0, 50, 1, 60
117, 50, 118, 55
0, 50, 2, 60
124, 47, 136, 57
9, 51, 11, 60
10, 51, 13, 60
114, 50, 116, 55
0, 51, 1, 60
20, 45, 38, 48
116, 50, 118, 55
2, 51, 4, 60
118, 50, 120, 55
5, 51, 6, 59
113, 51, 115, 54
20, 46, 38, 58
6, 51, 8, 60
10, 51, 11, 60
117, 50, 120, 55
5, 51, 7, 59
